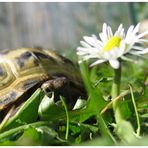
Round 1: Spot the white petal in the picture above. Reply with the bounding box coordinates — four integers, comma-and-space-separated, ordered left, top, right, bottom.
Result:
83, 36, 96, 47
112, 48, 123, 58
92, 34, 104, 47
138, 39, 148, 43
130, 48, 148, 55
127, 37, 138, 47
133, 23, 140, 35
117, 24, 123, 32
132, 46, 144, 50
137, 30, 148, 39
103, 52, 111, 59
82, 53, 101, 60
121, 56, 135, 62
119, 40, 126, 52
83, 36, 104, 48
76, 52, 86, 56
109, 60, 120, 69
90, 59, 106, 67
115, 47, 125, 57
77, 47, 88, 52
119, 28, 125, 38
99, 32, 108, 43
107, 26, 113, 38
127, 25, 134, 35
114, 31, 118, 36
77, 47, 90, 56
80, 41, 91, 48
125, 25, 134, 43
102, 23, 107, 34
114, 24, 123, 36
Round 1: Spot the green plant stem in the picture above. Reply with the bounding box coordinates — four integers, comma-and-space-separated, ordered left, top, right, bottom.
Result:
0, 121, 51, 141
60, 96, 69, 140
111, 65, 137, 143
129, 84, 140, 136
112, 65, 123, 124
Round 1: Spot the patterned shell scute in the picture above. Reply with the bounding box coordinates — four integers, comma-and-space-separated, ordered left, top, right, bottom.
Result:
0, 48, 57, 110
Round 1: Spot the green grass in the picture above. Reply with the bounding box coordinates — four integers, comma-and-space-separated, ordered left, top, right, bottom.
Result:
0, 54, 147, 146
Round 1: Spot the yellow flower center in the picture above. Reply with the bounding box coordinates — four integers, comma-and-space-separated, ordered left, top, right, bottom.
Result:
103, 36, 121, 51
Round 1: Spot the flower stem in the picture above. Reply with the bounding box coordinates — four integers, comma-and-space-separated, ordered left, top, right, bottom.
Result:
112, 65, 123, 123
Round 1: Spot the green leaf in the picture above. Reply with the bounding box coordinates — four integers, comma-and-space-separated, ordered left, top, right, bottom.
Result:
38, 93, 65, 121
0, 127, 40, 146
35, 126, 66, 146
0, 121, 51, 144
17, 127, 40, 145
120, 100, 132, 120
69, 124, 81, 135
73, 98, 87, 110
1, 89, 44, 131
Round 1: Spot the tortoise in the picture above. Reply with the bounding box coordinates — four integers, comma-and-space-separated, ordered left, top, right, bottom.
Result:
0, 48, 85, 121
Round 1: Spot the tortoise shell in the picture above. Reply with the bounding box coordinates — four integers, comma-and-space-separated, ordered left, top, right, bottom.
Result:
0, 48, 82, 111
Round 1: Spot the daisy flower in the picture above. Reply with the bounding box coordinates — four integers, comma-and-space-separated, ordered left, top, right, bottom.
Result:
77, 23, 148, 69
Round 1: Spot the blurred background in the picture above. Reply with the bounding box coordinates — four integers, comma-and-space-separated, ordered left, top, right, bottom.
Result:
0, 2, 147, 57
